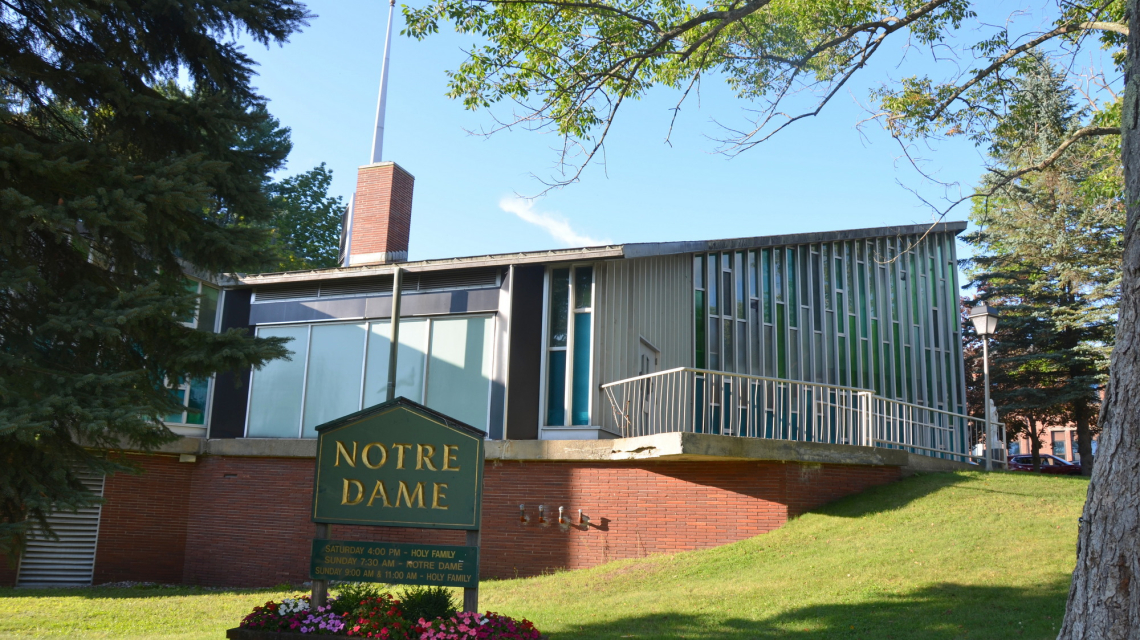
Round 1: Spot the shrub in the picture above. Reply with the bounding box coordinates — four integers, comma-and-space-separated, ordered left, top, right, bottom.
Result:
333, 582, 386, 617
398, 585, 458, 624
346, 593, 412, 639
416, 611, 541, 640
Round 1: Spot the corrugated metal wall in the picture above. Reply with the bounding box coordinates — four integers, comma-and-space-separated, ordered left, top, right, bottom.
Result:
592, 255, 693, 428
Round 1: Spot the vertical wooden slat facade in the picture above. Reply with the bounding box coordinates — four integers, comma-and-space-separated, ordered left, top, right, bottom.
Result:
592, 255, 694, 429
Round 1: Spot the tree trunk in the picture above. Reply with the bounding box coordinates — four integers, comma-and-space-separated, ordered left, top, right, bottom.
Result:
1056, 3, 1140, 636
1029, 417, 1043, 472
1073, 399, 1093, 476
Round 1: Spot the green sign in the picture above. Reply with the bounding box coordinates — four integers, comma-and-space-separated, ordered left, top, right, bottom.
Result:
312, 397, 485, 529
310, 539, 478, 588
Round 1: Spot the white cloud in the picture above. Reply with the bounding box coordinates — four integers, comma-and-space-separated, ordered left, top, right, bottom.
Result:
499, 197, 610, 247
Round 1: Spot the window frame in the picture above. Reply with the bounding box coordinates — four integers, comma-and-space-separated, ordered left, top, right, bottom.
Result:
538, 264, 596, 428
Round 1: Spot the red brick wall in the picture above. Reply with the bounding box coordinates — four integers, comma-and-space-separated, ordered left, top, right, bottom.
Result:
7, 456, 899, 588
0, 557, 16, 587
93, 454, 192, 584
164, 457, 897, 586
182, 456, 320, 587
350, 162, 414, 262
338, 460, 899, 579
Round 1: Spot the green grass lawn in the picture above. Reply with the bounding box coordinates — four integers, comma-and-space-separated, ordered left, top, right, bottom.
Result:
0, 471, 1087, 640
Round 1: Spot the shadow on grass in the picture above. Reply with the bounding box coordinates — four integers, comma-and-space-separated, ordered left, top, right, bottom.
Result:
813, 472, 973, 519
553, 581, 1070, 640
0, 584, 293, 600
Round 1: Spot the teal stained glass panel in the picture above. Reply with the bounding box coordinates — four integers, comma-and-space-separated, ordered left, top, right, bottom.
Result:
546, 350, 567, 425
571, 313, 592, 425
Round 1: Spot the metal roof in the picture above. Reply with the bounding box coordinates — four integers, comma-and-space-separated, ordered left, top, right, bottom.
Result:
236, 220, 967, 287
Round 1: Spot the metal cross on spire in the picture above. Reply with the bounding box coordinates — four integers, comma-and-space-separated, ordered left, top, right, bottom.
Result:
369, 0, 397, 164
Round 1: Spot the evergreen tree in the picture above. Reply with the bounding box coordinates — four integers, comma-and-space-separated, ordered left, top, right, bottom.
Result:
267, 162, 344, 270
963, 56, 1122, 475
0, 1, 309, 560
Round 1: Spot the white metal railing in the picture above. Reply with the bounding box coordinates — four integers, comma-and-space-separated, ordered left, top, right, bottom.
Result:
601, 367, 1006, 468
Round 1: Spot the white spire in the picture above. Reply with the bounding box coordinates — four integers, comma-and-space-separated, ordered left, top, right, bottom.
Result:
369, 0, 397, 164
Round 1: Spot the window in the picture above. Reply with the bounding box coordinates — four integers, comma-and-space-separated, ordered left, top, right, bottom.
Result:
183, 279, 220, 331
165, 377, 210, 426
165, 279, 220, 427
1052, 432, 1067, 457
246, 315, 495, 438
544, 265, 594, 426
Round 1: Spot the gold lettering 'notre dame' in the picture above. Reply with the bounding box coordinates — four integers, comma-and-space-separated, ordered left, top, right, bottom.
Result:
335, 440, 457, 510
340, 479, 450, 510
335, 441, 461, 471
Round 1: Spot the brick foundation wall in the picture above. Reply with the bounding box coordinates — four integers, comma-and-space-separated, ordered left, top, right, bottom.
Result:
0, 557, 16, 587
78, 455, 898, 587
94, 454, 193, 584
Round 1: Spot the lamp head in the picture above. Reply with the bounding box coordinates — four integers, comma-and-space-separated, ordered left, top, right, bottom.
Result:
968, 302, 1000, 337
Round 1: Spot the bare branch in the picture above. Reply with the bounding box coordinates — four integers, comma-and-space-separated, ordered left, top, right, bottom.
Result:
1079, 21, 1129, 36
929, 21, 1127, 121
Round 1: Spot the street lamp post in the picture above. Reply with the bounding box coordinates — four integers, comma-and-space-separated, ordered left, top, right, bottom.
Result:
968, 303, 1000, 470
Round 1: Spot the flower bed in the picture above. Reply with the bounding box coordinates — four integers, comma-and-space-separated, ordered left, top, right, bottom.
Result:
229, 589, 540, 640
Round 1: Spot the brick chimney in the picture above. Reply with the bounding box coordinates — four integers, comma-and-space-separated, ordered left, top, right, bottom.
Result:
344, 161, 414, 265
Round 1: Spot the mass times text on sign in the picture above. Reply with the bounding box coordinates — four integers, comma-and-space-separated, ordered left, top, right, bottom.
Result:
311, 398, 485, 529
310, 539, 479, 589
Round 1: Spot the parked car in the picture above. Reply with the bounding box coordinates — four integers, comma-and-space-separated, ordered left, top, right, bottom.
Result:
1007, 454, 1083, 475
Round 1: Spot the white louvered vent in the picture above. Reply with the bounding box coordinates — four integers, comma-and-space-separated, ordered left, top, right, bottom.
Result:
252, 268, 501, 303
17, 473, 105, 587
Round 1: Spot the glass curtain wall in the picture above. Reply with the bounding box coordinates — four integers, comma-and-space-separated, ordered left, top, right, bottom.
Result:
544, 265, 595, 427
246, 315, 495, 438
692, 232, 965, 414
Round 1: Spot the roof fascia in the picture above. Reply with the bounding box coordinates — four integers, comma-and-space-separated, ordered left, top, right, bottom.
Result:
622, 221, 968, 259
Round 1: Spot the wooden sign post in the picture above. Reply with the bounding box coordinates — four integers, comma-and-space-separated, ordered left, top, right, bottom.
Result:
309, 397, 485, 611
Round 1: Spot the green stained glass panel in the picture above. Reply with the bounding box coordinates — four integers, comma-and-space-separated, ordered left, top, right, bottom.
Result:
186, 378, 209, 425
723, 318, 734, 371
838, 336, 848, 386
776, 304, 787, 378
695, 290, 706, 368
762, 249, 772, 322
787, 249, 797, 327
708, 254, 718, 315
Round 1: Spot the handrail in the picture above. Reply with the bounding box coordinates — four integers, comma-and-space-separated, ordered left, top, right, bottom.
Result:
601, 366, 876, 395
601, 367, 1006, 468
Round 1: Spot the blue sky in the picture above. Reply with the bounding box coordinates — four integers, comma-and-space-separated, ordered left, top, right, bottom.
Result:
241, 1, 1066, 264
